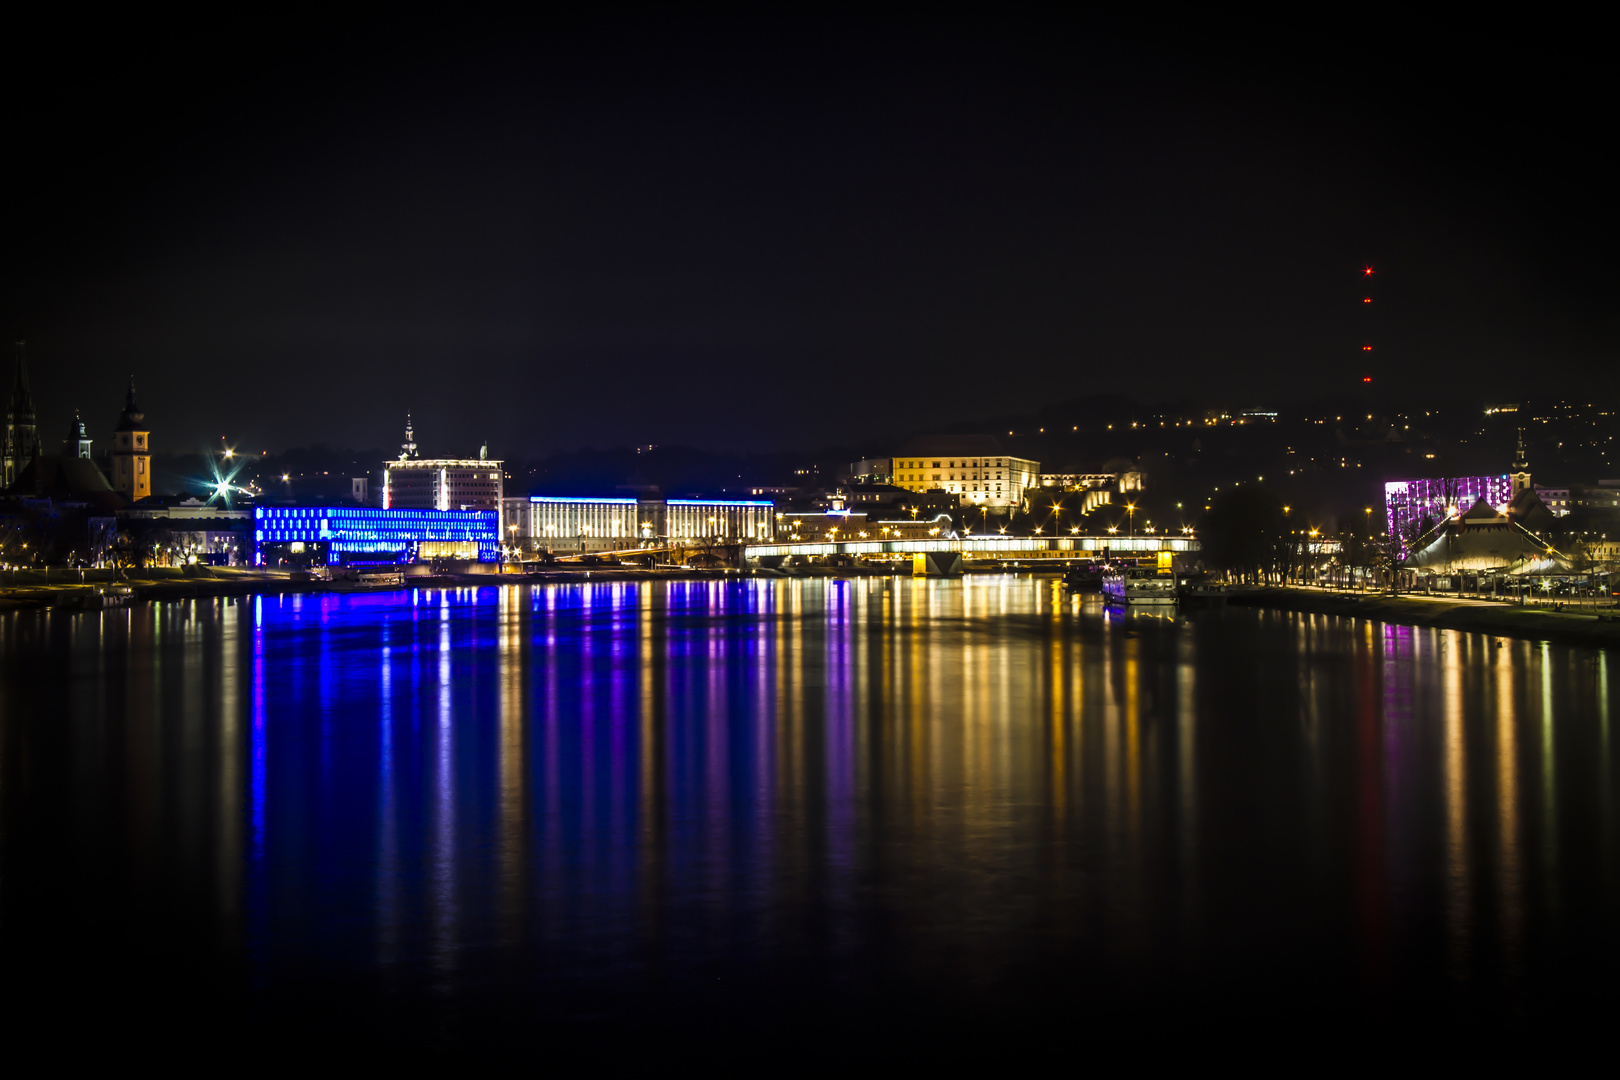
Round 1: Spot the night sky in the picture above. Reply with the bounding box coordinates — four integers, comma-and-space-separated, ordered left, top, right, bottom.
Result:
3, 15, 1612, 458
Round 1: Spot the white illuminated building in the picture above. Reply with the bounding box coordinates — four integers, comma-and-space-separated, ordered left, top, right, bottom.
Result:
664, 499, 775, 541
507, 495, 775, 552
381, 416, 505, 528
521, 496, 641, 551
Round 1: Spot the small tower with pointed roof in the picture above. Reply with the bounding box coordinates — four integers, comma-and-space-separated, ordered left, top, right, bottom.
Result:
1510, 426, 1531, 499
64, 409, 92, 459
399, 414, 418, 461
111, 378, 152, 501
3, 341, 42, 488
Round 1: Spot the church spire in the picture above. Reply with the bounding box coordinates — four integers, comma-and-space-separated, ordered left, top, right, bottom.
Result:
1510, 426, 1532, 498
3, 340, 41, 488
400, 414, 418, 460
115, 377, 146, 431
8, 340, 36, 421
65, 408, 92, 459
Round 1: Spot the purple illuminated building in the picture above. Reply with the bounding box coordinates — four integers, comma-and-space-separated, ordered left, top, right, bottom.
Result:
1383, 475, 1511, 538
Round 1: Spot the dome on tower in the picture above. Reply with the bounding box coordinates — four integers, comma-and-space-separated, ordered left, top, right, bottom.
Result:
115, 379, 147, 432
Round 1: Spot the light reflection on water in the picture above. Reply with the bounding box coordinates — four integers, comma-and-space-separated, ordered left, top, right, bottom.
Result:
1, 578, 1617, 1048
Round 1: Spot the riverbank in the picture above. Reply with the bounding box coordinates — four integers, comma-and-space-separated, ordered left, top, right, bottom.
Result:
1226, 587, 1620, 650
0, 563, 844, 611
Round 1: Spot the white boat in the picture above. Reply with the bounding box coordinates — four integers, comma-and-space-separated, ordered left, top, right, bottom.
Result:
1101, 565, 1178, 605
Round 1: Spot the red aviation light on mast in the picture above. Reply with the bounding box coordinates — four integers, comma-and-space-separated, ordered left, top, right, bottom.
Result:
1363, 265, 1375, 276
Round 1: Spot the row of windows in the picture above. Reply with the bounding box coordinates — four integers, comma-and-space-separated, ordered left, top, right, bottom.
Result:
894, 457, 1022, 469
899, 472, 1003, 481
259, 507, 494, 518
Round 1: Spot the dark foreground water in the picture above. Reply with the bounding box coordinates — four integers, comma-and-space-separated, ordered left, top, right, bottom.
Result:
2, 579, 1616, 1058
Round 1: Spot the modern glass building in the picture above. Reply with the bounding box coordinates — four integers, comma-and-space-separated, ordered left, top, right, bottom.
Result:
253, 506, 500, 566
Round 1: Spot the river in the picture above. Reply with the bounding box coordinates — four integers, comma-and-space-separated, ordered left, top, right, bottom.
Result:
1, 578, 1615, 1057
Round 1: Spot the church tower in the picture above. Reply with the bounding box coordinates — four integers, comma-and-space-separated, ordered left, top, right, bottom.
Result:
3, 341, 41, 488
1510, 426, 1531, 499
399, 413, 418, 460
111, 379, 151, 501
64, 409, 93, 459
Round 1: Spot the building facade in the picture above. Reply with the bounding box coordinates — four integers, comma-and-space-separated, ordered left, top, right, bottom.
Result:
1534, 485, 1571, 516
254, 506, 500, 566
384, 458, 504, 516
506, 494, 776, 551
521, 496, 642, 551
665, 499, 775, 542
847, 457, 893, 484
776, 510, 869, 543
381, 420, 503, 526
1384, 475, 1513, 538
120, 498, 253, 565
889, 435, 1038, 508
2, 343, 41, 489
110, 380, 152, 503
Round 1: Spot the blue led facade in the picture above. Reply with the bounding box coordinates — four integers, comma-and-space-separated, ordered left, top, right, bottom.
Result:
254, 506, 501, 565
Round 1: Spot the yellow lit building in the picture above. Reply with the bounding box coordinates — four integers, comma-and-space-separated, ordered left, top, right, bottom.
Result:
889, 435, 1038, 509
110, 379, 152, 502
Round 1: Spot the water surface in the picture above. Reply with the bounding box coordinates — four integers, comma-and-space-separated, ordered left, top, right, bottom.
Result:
2, 578, 1615, 1055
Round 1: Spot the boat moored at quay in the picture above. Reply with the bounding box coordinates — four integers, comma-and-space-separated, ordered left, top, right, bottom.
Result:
1101, 564, 1178, 605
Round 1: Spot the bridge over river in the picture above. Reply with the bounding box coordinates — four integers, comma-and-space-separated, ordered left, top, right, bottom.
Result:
743, 534, 1199, 561
549, 534, 1349, 570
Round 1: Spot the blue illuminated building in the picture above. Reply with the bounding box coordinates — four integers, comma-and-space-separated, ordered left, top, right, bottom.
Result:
254, 506, 500, 566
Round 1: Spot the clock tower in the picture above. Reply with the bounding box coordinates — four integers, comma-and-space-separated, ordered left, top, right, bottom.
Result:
111, 379, 151, 501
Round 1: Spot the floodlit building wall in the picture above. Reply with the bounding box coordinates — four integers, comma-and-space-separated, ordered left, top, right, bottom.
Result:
890, 454, 1039, 507
526, 497, 640, 550
665, 499, 775, 541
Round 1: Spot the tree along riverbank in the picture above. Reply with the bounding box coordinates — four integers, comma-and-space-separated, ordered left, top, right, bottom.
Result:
1225, 587, 1620, 650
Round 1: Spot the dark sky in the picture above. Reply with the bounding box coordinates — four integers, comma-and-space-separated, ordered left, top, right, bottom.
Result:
3, 14, 1612, 458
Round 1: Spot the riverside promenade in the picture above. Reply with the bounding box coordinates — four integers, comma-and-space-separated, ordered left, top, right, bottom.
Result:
0, 563, 765, 611
1225, 586, 1620, 650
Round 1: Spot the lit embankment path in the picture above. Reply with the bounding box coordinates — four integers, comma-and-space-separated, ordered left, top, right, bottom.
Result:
0, 567, 305, 610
